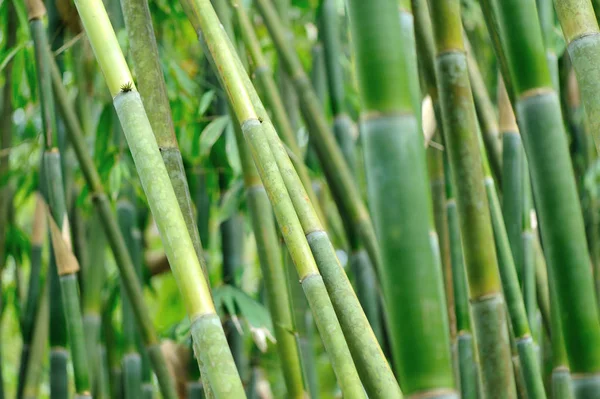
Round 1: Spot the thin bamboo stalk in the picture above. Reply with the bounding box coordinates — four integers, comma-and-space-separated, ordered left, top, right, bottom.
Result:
49, 40, 179, 399
27, 1, 70, 396
17, 194, 46, 398
22, 279, 49, 399
229, 0, 325, 226
73, 0, 244, 395
83, 214, 108, 398
117, 201, 143, 399
428, 1, 516, 397
178, 2, 366, 396
445, 157, 478, 399
231, 116, 306, 398
253, 0, 382, 274
119, 0, 208, 279
482, 0, 600, 394
47, 211, 92, 398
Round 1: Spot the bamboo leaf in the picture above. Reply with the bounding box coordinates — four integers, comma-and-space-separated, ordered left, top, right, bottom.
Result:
197, 90, 215, 116
198, 115, 229, 160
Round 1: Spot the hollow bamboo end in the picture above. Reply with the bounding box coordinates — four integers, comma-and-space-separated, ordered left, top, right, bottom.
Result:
572, 372, 600, 398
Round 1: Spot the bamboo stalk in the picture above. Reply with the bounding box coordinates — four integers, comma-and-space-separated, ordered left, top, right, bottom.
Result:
47, 210, 92, 398
17, 194, 46, 398
73, 0, 244, 395
119, 0, 208, 279
83, 214, 108, 398
22, 279, 50, 399
179, 1, 367, 395
482, 0, 600, 393
49, 34, 179, 399
253, 0, 382, 274
428, 1, 516, 397
229, 0, 325, 225
26, 1, 70, 395
344, 0, 455, 396
445, 158, 478, 399
117, 201, 143, 399
231, 115, 306, 398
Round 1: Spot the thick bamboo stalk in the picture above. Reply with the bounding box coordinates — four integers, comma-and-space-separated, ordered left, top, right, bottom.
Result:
428, 1, 516, 397
47, 213, 92, 398
317, 0, 383, 343
119, 0, 208, 279
253, 0, 382, 274
345, 0, 455, 397
231, 116, 306, 398
74, 0, 244, 395
50, 56, 178, 399
482, 0, 600, 394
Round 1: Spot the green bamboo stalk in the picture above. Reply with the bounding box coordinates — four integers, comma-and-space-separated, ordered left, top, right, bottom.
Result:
17, 195, 46, 398
465, 40, 503, 186
544, 239, 574, 399
22, 279, 50, 399
103, 288, 124, 399
27, 1, 70, 396
555, 0, 600, 154
47, 212, 92, 398
233, 35, 400, 399
118, 201, 143, 399
272, 0, 301, 133
253, 0, 382, 274
311, 44, 328, 108
220, 211, 246, 373
482, 0, 600, 393
534, 241, 552, 338
119, 0, 208, 279
229, 0, 326, 226
83, 214, 108, 399
231, 116, 306, 398
499, 77, 524, 286
346, 0, 454, 396
428, 1, 516, 397
178, 2, 365, 395
445, 158, 477, 399
48, 31, 179, 399
411, 0, 459, 348
317, 0, 382, 343
74, 0, 244, 395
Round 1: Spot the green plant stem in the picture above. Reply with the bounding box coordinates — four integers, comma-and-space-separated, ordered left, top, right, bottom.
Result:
253, 0, 382, 275
232, 118, 306, 398
49, 41, 179, 399
345, 0, 455, 396
117, 201, 143, 399
22, 279, 49, 399
75, 0, 244, 394
428, 0, 516, 397
229, 0, 325, 226
482, 0, 600, 392
119, 0, 208, 279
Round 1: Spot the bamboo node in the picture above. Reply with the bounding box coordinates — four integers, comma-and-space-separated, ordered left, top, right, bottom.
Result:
518, 87, 553, 101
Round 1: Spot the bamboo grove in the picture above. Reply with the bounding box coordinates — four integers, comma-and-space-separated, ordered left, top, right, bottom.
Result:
2, 0, 600, 397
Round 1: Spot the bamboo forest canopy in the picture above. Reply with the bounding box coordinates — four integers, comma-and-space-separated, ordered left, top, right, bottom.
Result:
1, 0, 600, 398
